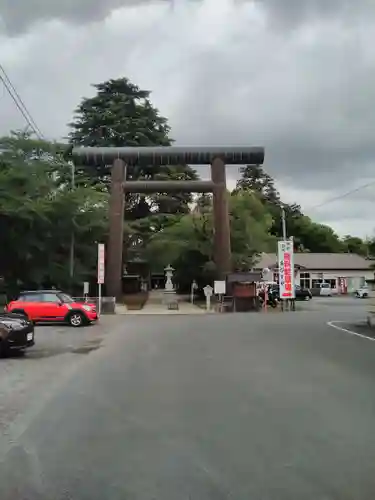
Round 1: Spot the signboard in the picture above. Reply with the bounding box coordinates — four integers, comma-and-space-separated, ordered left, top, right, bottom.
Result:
277, 240, 295, 299
214, 280, 226, 295
83, 282, 89, 295
97, 244, 105, 284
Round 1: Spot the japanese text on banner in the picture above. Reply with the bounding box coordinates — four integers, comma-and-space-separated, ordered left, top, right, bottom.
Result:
277, 240, 295, 299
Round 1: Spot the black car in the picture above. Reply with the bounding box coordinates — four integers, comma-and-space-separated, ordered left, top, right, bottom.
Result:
0, 313, 35, 357
295, 285, 312, 300
269, 284, 312, 301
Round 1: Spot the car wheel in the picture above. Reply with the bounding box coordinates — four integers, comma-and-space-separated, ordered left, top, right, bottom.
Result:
68, 312, 85, 327
304, 295, 311, 301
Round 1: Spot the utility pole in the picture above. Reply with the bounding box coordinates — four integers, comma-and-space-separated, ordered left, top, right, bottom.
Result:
281, 205, 287, 240
69, 162, 75, 287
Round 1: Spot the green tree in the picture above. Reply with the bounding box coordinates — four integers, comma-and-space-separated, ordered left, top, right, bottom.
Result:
69, 76, 198, 205
235, 164, 304, 243
0, 132, 107, 294
367, 238, 375, 258
194, 193, 212, 213
146, 190, 276, 289
236, 164, 280, 204
235, 163, 347, 253
68, 77, 199, 259
267, 202, 303, 244
292, 217, 344, 253
342, 235, 367, 256
229, 190, 276, 270
69, 78, 171, 149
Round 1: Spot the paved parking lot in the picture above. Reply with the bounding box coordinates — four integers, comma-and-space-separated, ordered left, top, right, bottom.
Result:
1, 297, 375, 499
0, 296, 371, 441
296, 294, 368, 310
0, 318, 119, 440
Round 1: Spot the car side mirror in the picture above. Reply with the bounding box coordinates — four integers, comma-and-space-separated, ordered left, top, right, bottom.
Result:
57, 300, 63, 306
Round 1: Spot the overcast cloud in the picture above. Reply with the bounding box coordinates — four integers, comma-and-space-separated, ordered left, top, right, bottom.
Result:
1, 0, 375, 238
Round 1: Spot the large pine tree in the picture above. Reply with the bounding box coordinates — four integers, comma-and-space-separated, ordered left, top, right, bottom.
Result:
69, 77, 199, 257
69, 77, 198, 205
236, 164, 280, 205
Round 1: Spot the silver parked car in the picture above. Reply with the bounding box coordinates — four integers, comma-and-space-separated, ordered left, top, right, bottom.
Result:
355, 286, 369, 298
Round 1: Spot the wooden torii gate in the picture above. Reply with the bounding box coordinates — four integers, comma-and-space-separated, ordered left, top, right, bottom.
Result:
72, 146, 265, 299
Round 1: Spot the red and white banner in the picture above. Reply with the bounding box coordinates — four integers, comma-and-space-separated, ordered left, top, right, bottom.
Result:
97, 243, 105, 284
277, 240, 295, 299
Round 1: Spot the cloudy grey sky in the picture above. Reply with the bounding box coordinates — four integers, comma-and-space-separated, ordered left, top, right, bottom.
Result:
1, 0, 375, 238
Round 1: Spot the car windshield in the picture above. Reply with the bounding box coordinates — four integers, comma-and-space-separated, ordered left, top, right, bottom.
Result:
58, 293, 74, 303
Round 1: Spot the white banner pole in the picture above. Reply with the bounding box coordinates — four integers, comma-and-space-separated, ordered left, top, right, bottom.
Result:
97, 243, 105, 317
98, 283, 102, 316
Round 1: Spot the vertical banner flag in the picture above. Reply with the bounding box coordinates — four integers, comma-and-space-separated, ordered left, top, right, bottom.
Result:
97, 244, 105, 284
278, 240, 295, 299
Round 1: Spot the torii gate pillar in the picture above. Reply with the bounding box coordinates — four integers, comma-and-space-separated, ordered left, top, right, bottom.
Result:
106, 159, 126, 300
211, 157, 231, 279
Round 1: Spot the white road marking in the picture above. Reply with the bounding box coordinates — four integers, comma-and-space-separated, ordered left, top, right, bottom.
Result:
327, 321, 375, 342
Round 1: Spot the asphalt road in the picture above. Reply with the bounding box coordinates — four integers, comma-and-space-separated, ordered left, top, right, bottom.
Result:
1, 299, 375, 499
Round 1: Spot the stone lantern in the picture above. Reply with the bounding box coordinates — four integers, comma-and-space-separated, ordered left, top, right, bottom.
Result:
164, 264, 178, 309
164, 264, 175, 292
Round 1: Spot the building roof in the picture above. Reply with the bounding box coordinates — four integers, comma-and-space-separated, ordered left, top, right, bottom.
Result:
255, 253, 375, 271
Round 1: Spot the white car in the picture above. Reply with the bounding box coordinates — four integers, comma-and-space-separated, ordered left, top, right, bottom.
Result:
319, 282, 332, 296
356, 286, 369, 298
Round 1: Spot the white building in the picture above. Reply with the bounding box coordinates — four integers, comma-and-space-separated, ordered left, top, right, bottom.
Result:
255, 253, 375, 293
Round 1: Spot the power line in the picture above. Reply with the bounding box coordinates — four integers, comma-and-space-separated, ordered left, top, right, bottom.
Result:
0, 63, 44, 139
307, 179, 375, 212
0, 64, 44, 138
0, 63, 43, 137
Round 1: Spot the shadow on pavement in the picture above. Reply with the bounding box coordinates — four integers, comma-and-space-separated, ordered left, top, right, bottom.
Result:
16, 338, 104, 359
